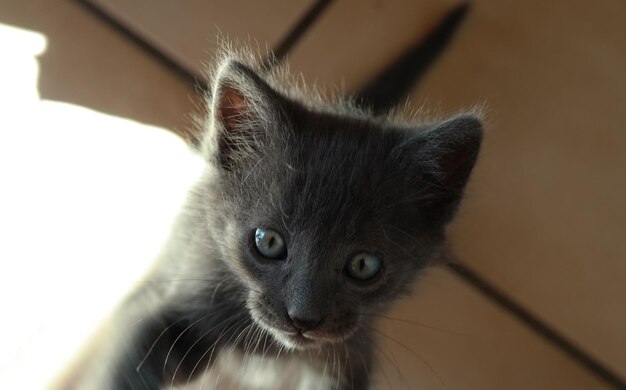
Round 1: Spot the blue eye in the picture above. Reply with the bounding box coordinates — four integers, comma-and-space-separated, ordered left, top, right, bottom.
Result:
346, 253, 382, 281
254, 228, 287, 259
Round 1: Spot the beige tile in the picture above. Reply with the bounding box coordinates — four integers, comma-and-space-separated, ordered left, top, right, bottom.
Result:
88, 0, 316, 80
411, 0, 626, 379
287, 0, 461, 92
0, 0, 198, 134
373, 266, 607, 389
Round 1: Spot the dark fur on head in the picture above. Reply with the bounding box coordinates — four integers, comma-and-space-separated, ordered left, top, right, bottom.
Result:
74, 54, 482, 390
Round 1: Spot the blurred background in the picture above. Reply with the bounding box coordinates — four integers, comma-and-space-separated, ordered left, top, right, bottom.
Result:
0, 0, 624, 389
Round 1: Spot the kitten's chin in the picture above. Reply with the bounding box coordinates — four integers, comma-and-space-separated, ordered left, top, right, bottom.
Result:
253, 315, 355, 351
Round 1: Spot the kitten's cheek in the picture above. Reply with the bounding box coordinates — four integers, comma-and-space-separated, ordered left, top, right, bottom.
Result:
224, 255, 261, 292
245, 293, 286, 346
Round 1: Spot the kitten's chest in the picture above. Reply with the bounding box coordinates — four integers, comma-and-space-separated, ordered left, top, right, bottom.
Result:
171, 348, 338, 390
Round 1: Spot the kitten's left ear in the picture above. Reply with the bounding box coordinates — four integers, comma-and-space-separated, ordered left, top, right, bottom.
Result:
394, 114, 483, 220
420, 114, 483, 192
207, 60, 286, 170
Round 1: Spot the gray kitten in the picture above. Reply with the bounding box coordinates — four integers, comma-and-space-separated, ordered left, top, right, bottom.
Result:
68, 52, 481, 390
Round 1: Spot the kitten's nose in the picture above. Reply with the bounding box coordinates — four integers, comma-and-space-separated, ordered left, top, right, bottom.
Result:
287, 310, 323, 332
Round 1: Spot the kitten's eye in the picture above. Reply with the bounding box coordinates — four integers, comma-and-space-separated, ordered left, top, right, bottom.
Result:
345, 253, 382, 281
254, 228, 287, 259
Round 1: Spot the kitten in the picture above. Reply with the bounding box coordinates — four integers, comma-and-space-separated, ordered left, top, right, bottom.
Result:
64, 50, 482, 390
58, 6, 478, 388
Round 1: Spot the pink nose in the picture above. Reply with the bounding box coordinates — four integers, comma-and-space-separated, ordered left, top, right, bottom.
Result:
288, 313, 323, 332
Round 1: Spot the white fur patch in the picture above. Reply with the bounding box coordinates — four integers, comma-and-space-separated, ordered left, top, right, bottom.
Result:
169, 348, 336, 390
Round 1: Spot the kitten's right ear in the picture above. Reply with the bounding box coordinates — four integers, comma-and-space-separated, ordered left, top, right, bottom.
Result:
205, 60, 285, 170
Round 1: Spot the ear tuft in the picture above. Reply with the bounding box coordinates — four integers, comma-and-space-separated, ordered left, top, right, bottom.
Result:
208, 60, 282, 171
216, 82, 249, 133
427, 114, 482, 191
392, 114, 483, 223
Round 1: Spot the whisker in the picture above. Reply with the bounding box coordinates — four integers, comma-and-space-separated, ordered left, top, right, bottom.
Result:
240, 156, 265, 186
331, 349, 337, 390
207, 318, 250, 388
250, 325, 265, 364
239, 324, 260, 375
130, 278, 214, 284
233, 323, 254, 371
162, 312, 212, 373
381, 227, 423, 264
321, 349, 329, 382
380, 223, 415, 240
172, 309, 239, 388
136, 316, 186, 372
357, 312, 466, 336
209, 280, 226, 304
336, 347, 342, 390
348, 355, 354, 390
195, 316, 244, 390
138, 304, 233, 374
369, 343, 392, 390
370, 337, 410, 390
275, 341, 285, 360
258, 328, 270, 368
233, 323, 253, 351
357, 352, 371, 388
368, 325, 448, 390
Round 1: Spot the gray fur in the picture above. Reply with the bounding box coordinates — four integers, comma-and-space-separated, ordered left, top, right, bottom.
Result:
73, 56, 482, 390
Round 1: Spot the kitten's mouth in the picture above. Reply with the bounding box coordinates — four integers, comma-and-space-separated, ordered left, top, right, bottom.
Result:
257, 321, 322, 350
262, 321, 354, 350
251, 314, 335, 350
281, 330, 318, 347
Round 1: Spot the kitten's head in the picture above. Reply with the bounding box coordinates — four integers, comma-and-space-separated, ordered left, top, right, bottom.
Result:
201, 59, 482, 350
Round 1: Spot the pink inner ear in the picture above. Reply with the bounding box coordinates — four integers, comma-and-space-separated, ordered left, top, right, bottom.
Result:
218, 85, 248, 131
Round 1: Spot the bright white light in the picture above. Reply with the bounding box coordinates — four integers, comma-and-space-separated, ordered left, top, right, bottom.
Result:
0, 23, 204, 388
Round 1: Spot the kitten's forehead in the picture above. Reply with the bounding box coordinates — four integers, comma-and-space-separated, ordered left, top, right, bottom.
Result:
266, 114, 420, 241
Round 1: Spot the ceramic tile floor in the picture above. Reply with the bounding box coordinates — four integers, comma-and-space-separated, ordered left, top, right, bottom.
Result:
0, 0, 623, 389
